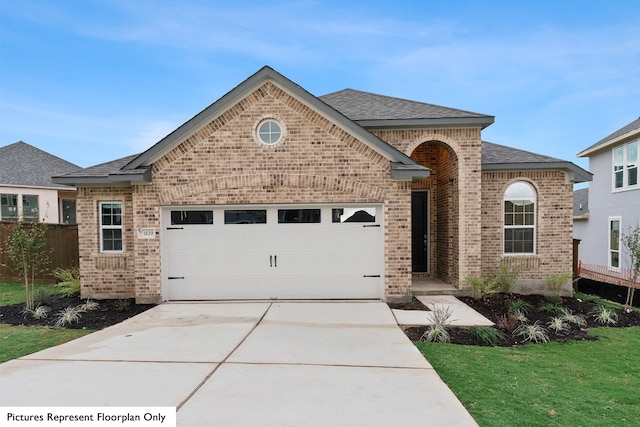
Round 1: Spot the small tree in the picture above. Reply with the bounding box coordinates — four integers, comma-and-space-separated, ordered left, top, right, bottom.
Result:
621, 224, 640, 312
5, 221, 50, 310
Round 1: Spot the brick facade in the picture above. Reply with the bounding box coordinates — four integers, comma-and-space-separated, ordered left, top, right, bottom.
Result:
77, 186, 135, 299
481, 170, 574, 295
372, 129, 483, 287
78, 82, 414, 302
75, 78, 575, 302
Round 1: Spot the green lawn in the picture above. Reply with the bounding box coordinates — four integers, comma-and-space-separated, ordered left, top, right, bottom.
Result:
0, 281, 69, 306
0, 281, 93, 363
0, 325, 92, 363
418, 327, 640, 427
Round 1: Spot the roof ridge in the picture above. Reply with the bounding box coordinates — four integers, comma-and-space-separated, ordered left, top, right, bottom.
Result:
320, 88, 492, 119
482, 140, 562, 162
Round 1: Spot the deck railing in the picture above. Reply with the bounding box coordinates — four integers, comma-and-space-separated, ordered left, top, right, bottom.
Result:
578, 261, 640, 289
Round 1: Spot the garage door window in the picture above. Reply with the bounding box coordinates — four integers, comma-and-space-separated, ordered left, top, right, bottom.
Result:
224, 210, 267, 224
278, 209, 320, 223
171, 210, 213, 225
100, 202, 123, 252
332, 208, 376, 223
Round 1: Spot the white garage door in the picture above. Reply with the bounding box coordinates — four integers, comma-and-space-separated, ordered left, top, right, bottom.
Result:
162, 205, 383, 300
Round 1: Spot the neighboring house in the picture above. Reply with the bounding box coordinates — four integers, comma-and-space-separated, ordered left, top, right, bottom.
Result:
0, 141, 81, 224
574, 117, 640, 275
53, 66, 590, 303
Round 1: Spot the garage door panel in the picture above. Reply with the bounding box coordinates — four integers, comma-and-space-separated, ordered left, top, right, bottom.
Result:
169, 275, 274, 300
164, 205, 383, 300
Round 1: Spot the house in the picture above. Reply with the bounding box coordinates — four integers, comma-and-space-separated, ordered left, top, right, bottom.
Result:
53, 66, 590, 303
0, 141, 81, 224
574, 117, 640, 278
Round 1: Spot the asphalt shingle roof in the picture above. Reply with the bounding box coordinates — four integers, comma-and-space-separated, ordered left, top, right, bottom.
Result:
319, 89, 491, 122
579, 117, 640, 155
56, 154, 140, 179
482, 141, 562, 164
573, 188, 589, 217
0, 141, 81, 189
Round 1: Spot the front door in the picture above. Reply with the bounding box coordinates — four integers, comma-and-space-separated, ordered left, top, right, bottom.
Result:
411, 191, 429, 272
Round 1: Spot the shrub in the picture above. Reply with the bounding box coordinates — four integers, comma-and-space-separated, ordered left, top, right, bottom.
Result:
591, 305, 618, 325
33, 286, 51, 306
467, 275, 495, 300
492, 262, 521, 293
53, 267, 81, 296
546, 272, 572, 297
22, 305, 50, 320
561, 309, 587, 327
514, 311, 528, 322
79, 299, 99, 312
545, 294, 564, 305
547, 317, 570, 334
420, 305, 453, 343
538, 302, 565, 315
505, 299, 533, 315
514, 321, 550, 344
114, 299, 132, 312
467, 327, 506, 346
54, 306, 83, 327
496, 314, 519, 333
403, 287, 414, 304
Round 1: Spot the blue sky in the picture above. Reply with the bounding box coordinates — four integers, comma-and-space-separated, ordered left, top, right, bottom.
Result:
1, 1, 639, 183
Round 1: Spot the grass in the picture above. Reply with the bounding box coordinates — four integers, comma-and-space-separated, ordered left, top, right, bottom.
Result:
0, 325, 92, 363
0, 281, 94, 363
417, 327, 640, 426
0, 281, 67, 306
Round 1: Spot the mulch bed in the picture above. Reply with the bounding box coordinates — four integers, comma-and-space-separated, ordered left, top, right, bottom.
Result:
3, 292, 639, 347
0, 294, 155, 330
394, 293, 640, 346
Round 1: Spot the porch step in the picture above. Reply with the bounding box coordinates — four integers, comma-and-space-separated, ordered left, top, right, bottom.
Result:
411, 278, 470, 297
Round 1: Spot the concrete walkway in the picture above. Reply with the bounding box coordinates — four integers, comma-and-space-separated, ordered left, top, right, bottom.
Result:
0, 302, 477, 426
392, 295, 494, 327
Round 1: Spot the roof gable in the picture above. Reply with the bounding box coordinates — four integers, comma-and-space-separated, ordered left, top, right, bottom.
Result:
124, 66, 422, 171
0, 141, 81, 189
578, 117, 640, 158
320, 89, 494, 129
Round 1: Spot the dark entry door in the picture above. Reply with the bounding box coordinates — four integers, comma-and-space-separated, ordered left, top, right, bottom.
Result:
411, 191, 429, 272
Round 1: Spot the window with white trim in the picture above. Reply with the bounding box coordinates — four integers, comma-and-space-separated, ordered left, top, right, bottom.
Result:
609, 217, 621, 269
504, 181, 536, 255
100, 202, 123, 252
613, 140, 638, 190
257, 119, 282, 145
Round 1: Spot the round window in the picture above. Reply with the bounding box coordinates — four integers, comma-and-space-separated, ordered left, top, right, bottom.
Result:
257, 120, 282, 145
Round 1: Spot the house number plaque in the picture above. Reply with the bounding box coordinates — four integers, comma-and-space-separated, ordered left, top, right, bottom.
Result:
137, 228, 156, 239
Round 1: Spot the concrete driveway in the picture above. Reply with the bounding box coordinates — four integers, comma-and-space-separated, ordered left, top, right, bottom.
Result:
0, 301, 477, 426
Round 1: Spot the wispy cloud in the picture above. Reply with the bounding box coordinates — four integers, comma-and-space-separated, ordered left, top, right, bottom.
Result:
0, 100, 181, 164
122, 120, 176, 153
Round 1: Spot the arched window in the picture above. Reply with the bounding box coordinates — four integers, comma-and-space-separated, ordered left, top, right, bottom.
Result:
504, 181, 536, 254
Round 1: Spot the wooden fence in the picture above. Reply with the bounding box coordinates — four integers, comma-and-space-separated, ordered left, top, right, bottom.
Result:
0, 222, 79, 283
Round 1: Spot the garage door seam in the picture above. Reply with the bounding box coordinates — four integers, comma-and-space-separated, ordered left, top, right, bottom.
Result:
176, 302, 273, 411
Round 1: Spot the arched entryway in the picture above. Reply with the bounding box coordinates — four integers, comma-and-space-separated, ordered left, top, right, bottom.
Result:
410, 141, 459, 285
